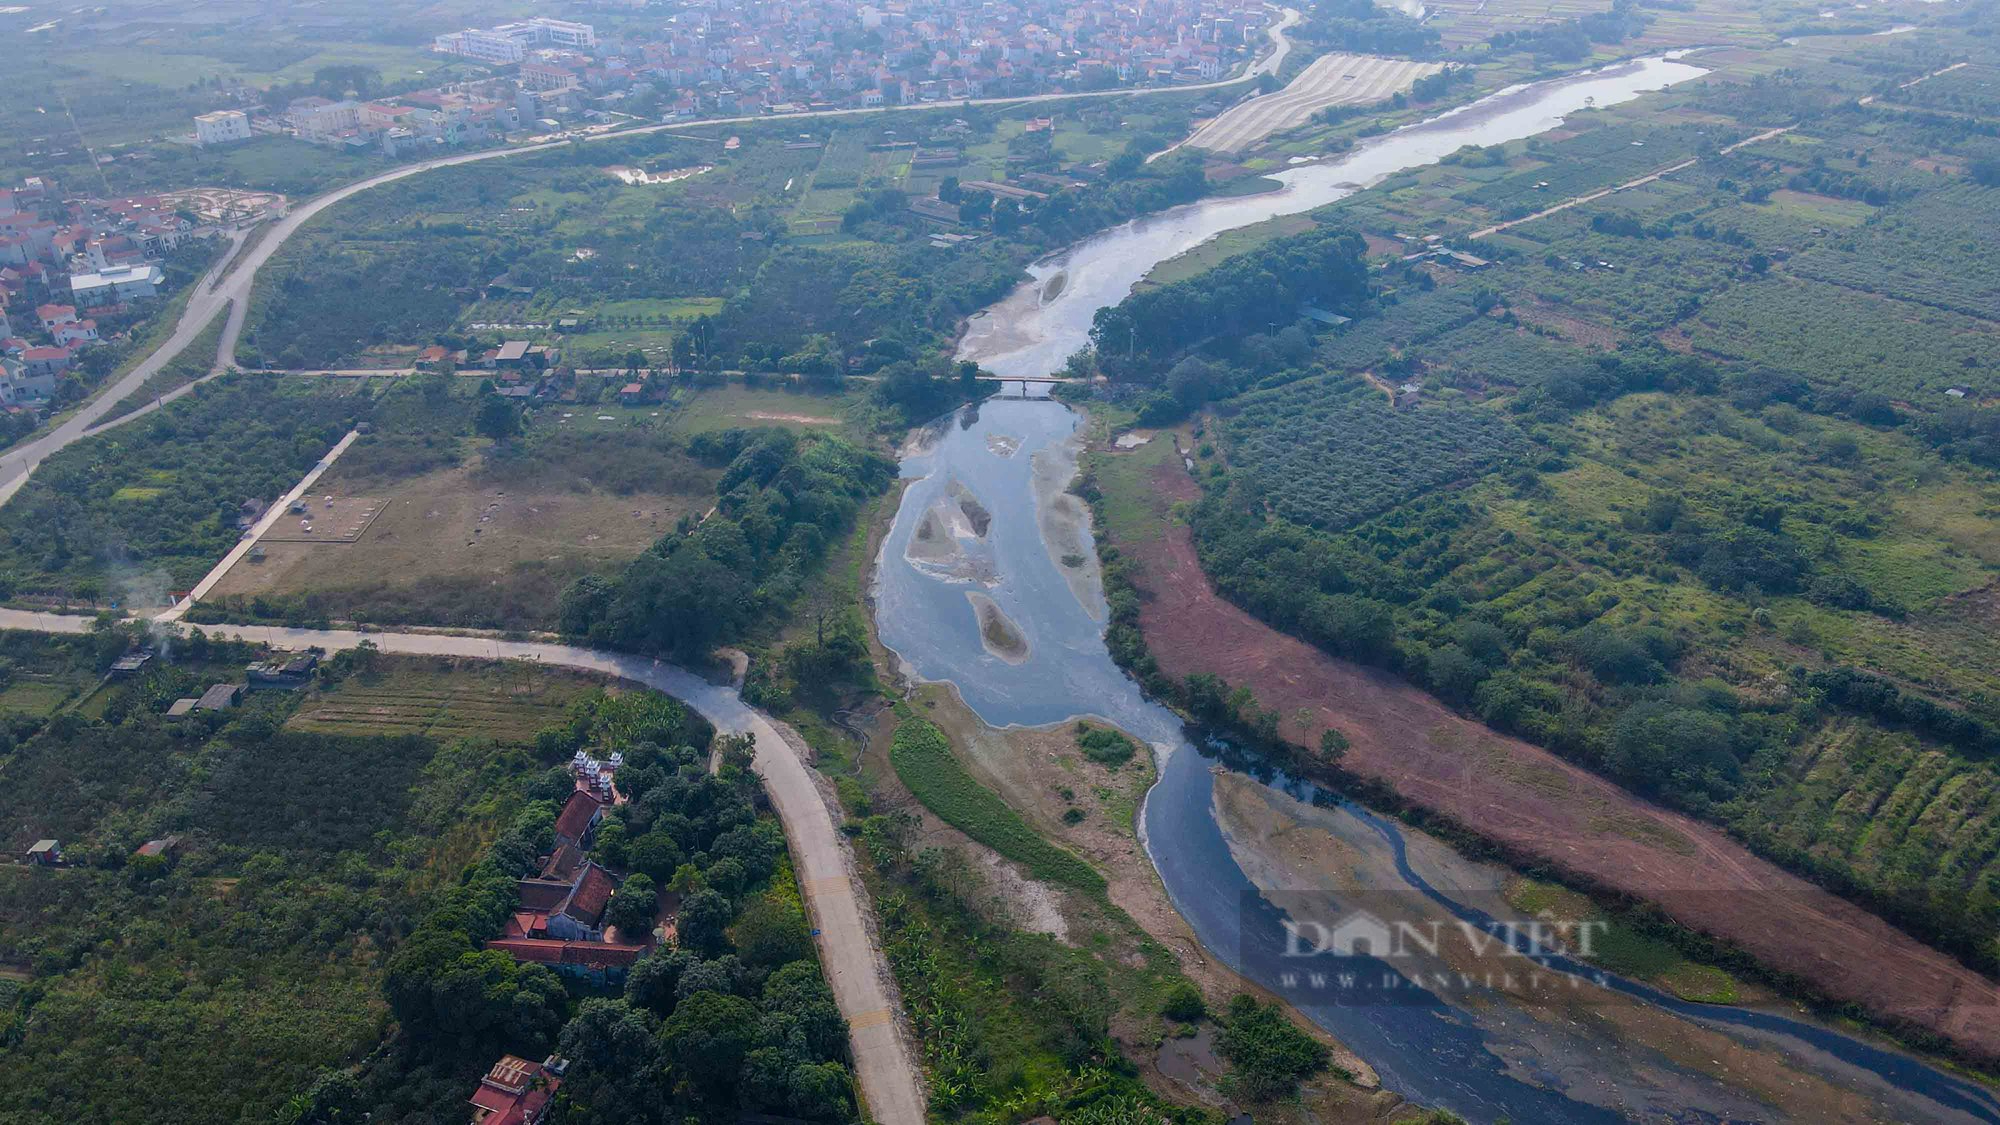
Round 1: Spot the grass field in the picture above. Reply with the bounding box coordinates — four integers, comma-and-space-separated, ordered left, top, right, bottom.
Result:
0, 677, 88, 718
286, 656, 603, 742
1505, 877, 1742, 1004
668, 382, 872, 436
888, 713, 1106, 893
210, 445, 707, 630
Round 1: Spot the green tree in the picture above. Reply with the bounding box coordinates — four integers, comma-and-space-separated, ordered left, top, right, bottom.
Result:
475, 393, 520, 442
606, 873, 659, 937
675, 888, 734, 958
734, 896, 811, 968
1216, 994, 1330, 1101
661, 991, 760, 1102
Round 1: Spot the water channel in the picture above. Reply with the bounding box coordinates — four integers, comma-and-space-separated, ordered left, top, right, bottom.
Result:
875, 56, 2000, 1123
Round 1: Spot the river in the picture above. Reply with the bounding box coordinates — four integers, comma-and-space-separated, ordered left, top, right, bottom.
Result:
956, 55, 1705, 378
878, 56, 2000, 1124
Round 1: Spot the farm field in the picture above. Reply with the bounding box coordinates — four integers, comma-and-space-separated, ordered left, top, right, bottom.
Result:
1187, 53, 1445, 153
1684, 276, 1999, 399
286, 655, 606, 741
1225, 371, 1527, 531
207, 444, 708, 632
1093, 430, 2000, 1062
0, 635, 566, 1124
665, 382, 872, 435
1057, 20, 2000, 1065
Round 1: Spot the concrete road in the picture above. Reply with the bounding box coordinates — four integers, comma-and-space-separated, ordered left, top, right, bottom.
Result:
1187, 52, 1444, 153
156, 429, 361, 622
0, 609, 927, 1125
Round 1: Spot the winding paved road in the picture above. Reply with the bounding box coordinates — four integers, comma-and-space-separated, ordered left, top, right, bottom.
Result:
0, 609, 926, 1125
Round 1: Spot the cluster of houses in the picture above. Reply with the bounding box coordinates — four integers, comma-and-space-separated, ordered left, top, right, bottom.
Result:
486, 754, 668, 986
185, 0, 1276, 167
617, 0, 1271, 117
0, 176, 181, 409
163, 651, 320, 718
414, 339, 683, 406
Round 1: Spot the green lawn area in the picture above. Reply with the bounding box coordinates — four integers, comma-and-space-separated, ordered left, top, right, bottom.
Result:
0, 678, 87, 718
888, 713, 1105, 892
667, 382, 872, 437
1085, 428, 1177, 546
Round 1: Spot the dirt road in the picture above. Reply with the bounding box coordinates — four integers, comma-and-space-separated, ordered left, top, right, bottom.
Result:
1469, 124, 1795, 239
0, 610, 926, 1125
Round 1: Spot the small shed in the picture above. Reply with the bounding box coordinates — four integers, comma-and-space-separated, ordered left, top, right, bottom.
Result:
195, 683, 242, 712
135, 835, 183, 859
24, 839, 60, 865
167, 697, 198, 717
247, 653, 318, 689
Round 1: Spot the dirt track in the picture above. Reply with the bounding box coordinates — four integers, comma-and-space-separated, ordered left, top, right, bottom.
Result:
1117, 456, 2000, 1061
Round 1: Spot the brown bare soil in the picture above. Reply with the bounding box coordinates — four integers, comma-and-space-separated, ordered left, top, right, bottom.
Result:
212, 461, 697, 629
1118, 454, 2000, 1061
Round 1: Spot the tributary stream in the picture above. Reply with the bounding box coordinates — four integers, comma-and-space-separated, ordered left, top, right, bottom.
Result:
876, 56, 2000, 1123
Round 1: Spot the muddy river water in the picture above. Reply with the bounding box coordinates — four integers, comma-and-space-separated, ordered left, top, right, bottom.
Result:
877, 58, 2000, 1123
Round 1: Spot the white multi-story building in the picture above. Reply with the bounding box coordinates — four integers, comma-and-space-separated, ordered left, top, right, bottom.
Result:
70, 263, 164, 307
433, 17, 597, 63
192, 109, 252, 146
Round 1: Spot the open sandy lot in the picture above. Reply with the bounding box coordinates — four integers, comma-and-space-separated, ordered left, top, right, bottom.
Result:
1187, 53, 1445, 153
211, 460, 699, 624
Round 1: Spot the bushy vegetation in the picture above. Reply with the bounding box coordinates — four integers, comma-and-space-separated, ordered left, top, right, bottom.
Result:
1214, 995, 1334, 1102
0, 634, 553, 1124
558, 427, 894, 656
1076, 723, 1138, 769
1091, 227, 1369, 376
887, 714, 1105, 892
0, 375, 355, 597
851, 802, 1216, 1124
1298, 0, 1440, 57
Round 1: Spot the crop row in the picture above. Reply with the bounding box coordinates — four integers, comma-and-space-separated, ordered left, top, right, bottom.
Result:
1226, 373, 1526, 532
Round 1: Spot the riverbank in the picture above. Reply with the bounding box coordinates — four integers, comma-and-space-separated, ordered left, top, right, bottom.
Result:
1087, 429, 2000, 1072
858, 487, 1407, 1119
1208, 770, 1991, 1123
